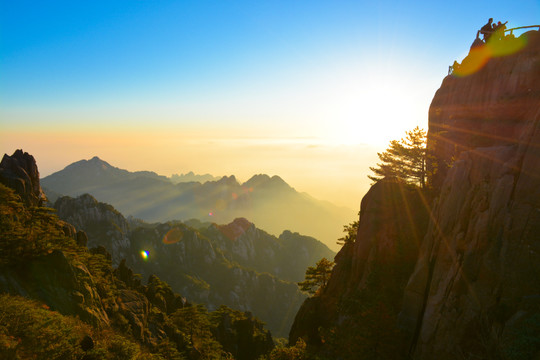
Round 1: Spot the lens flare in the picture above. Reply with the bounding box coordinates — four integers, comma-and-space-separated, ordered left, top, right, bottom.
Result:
163, 227, 183, 244
453, 35, 527, 77
140, 250, 149, 260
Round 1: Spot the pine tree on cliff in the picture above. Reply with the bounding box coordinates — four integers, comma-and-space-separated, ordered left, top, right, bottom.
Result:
336, 219, 359, 246
298, 258, 334, 296
368, 126, 427, 188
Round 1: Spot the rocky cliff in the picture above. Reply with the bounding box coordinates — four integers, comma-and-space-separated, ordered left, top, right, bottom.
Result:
401, 30, 540, 359
289, 180, 429, 358
54, 194, 132, 265
290, 29, 540, 359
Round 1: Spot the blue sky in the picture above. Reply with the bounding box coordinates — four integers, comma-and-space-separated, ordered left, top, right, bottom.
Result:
3, 1, 536, 111
1, 0, 538, 208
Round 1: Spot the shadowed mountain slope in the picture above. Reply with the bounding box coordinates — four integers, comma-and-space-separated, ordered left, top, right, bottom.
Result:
53, 193, 334, 337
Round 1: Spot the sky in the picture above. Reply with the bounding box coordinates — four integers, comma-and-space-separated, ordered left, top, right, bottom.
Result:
1, 0, 538, 209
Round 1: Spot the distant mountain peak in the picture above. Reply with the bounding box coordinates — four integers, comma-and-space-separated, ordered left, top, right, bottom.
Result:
67, 156, 112, 169
243, 174, 271, 187
216, 175, 238, 186
269, 175, 288, 186
169, 171, 220, 184
244, 174, 292, 191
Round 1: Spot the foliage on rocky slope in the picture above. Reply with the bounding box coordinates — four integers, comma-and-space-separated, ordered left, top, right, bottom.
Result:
0, 175, 274, 359
52, 194, 333, 337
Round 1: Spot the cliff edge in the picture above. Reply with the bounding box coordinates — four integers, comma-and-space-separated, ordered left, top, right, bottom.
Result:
401, 30, 540, 359
290, 29, 540, 359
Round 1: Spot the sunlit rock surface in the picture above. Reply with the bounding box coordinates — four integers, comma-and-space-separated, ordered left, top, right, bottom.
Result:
290, 30, 540, 359
429, 30, 540, 188
54, 194, 131, 265
402, 30, 540, 359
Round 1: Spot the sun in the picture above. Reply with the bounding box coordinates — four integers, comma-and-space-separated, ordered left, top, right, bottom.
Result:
323, 70, 431, 147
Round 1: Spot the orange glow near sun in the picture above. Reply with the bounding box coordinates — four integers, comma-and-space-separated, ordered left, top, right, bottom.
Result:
453, 35, 527, 77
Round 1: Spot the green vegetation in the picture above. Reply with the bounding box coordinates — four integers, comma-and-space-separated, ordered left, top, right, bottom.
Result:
261, 338, 307, 360
318, 289, 405, 360
368, 126, 427, 188
0, 182, 275, 359
127, 221, 307, 338
0, 184, 77, 264
0, 293, 148, 360
336, 218, 359, 247
297, 258, 334, 296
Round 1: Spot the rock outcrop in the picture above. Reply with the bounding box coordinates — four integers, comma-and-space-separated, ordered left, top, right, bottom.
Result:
290, 29, 540, 359
0, 149, 46, 206
429, 30, 540, 188
54, 194, 131, 265
289, 180, 429, 355
400, 30, 540, 359
207, 218, 335, 283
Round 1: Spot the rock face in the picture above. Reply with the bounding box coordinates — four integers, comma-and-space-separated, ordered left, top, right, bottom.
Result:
290, 30, 540, 359
54, 194, 131, 265
0, 149, 46, 206
128, 221, 307, 338
401, 30, 540, 359
428, 30, 540, 188
207, 218, 335, 283
289, 180, 429, 351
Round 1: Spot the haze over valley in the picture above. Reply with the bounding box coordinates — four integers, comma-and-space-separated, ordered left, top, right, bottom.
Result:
42, 156, 355, 251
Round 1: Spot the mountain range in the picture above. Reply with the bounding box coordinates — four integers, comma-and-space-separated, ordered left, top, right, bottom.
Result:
52, 192, 335, 337
170, 171, 221, 184
42, 157, 354, 251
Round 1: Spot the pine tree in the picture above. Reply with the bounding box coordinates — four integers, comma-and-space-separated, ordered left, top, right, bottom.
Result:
298, 258, 334, 296
336, 219, 359, 247
368, 126, 427, 188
